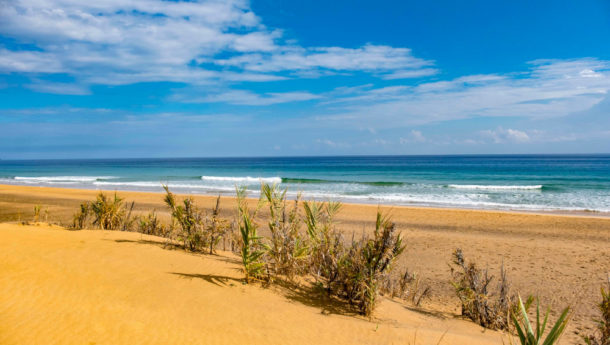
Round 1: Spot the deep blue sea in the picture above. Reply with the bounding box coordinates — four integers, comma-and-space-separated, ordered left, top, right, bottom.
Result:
1, 155, 609, 213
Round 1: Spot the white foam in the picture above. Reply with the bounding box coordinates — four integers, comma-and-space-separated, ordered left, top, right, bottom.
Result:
200, 175, 282, 184
448, 184, 543, 191
13, 176, 116, 183
92, 181, 236, 192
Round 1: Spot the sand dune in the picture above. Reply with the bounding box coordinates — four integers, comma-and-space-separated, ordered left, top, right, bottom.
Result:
0, 223, 504, 345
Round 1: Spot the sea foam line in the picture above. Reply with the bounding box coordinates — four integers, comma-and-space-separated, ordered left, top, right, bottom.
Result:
200, 175, 282, 184
13, 176, 116, 182
448, 184, 543, 191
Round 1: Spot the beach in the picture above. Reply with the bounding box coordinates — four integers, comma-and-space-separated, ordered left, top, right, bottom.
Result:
1, 184, 608, 344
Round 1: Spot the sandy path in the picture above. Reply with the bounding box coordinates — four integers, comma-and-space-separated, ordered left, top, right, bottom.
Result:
0, 224, 504, 345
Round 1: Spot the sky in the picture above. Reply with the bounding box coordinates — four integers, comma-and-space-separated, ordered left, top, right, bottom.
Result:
1, 0, 609, 159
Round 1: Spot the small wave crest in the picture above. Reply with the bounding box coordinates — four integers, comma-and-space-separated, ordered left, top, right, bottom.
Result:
13, 176, 116, 183
281, 177, 406, 186
448, 184, 543, 191
201, 176, 282, 184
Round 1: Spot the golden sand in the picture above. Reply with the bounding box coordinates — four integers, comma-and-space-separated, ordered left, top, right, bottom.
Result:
1, 184, 609, 343
1, 223, 503, 345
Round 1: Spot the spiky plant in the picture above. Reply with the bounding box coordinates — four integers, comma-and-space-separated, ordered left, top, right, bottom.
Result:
90, 192, 126, 230
348, 211, 405, 316
72, 201, 90, 229
584, 276, 610, 345
163, 185, 204, 251
236, 186, 267, 283
261, 183, 308, 279
510, 295, 570, 345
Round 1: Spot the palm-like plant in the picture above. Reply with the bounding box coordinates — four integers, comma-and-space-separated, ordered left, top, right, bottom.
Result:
510, 295, 570, 345
236, 186, 267, 283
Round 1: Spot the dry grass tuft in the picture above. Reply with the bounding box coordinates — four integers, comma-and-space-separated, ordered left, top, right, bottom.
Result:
450, 248, 518, 330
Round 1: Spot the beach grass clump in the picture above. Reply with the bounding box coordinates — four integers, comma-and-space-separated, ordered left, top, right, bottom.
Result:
510, 295, 570, 345
261, 183, 308, 280
236, 186, 267, 283
204, 195, 230, 254
90, 192, 126, 230
380, 268, 431, 307
336, 211, 405, 317
304, 199, 345, 292
72, 201, 91, 229
450, 248, 517, 330
163, 185, 205, 251
584, 276, 610, 345
137, 211, 167, 237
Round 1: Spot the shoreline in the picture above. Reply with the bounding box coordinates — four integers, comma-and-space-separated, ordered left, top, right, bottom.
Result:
1, 183, 609, 344
1, 183, 608, 219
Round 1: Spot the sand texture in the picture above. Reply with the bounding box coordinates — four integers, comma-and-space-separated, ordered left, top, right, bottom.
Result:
1, 184, 609, 344
1, 223, 505, 345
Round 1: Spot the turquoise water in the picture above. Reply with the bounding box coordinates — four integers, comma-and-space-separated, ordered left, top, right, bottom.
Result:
1, 155, 609, 213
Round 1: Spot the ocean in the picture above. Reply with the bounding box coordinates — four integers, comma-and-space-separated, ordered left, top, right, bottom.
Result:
1, 155, 609, 213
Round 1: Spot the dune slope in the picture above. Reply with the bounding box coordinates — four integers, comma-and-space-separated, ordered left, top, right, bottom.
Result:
0, 223, 505, 345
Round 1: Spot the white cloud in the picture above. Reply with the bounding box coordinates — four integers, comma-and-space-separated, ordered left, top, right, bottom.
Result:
25, 80, 90, 95
480, 127, 530, 143
317, 59, 610, 128
0, 0, 435, 89
214, 44, 434, 74
174, 89, 320, 105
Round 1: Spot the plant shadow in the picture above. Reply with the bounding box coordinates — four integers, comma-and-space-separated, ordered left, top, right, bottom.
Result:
170, 272, 243, 287
272, 278, 359, 317
110, 238, 183, 251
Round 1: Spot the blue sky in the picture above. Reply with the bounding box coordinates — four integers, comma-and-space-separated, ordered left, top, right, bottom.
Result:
1, 0, 609, 159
